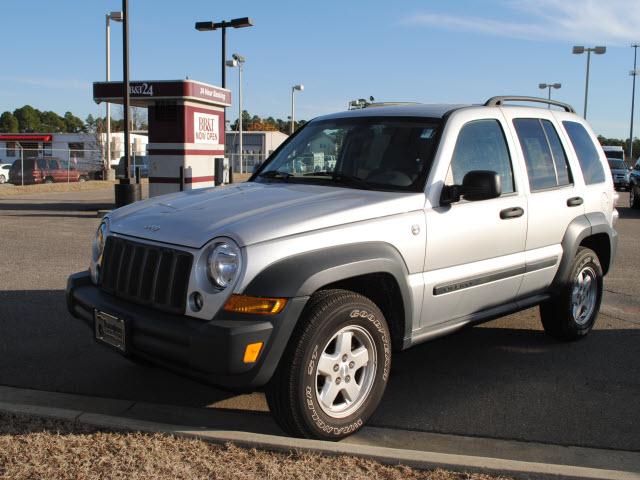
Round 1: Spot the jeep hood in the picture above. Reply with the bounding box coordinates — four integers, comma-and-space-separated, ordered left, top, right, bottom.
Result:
108, 182, 425, 248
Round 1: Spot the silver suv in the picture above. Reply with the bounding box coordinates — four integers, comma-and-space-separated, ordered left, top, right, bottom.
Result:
67, 96, 618, 440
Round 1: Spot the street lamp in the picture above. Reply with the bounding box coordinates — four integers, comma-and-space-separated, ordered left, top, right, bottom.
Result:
106, 11, 123, 179
629, 44, 639, 162
194, 17, 253, 89
572, 45, 606, 119
195, 17, 252, 182
226, 53, 245, 174
291, 84, 304, 134
538, 83, 561, 107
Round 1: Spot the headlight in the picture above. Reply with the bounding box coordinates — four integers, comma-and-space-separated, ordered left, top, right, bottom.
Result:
90, 220, 109, 284
207, 241, 240, 289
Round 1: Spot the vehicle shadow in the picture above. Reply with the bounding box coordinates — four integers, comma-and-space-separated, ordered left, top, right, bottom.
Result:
0, 290, 240, 408
617, 205, 640, 219
372, 318, 640, 450
2, 289, 638, 450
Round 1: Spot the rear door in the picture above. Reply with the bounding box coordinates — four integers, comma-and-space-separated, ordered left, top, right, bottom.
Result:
501, 109, 585, 295
422, 108, 528, 328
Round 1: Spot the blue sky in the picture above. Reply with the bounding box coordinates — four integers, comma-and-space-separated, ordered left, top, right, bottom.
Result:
1, 0, 639, 138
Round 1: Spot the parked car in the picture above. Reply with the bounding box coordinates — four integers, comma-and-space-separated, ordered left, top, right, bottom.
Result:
115, 155, 149, 179
67, 96, 618, 440
9, 157, 89, 185
0, 163, 12, 184
630, 158, 640, 208
607, 158, 630, 191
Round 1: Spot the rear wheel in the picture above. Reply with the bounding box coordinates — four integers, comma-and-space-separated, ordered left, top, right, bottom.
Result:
540, 247, 603, 340
78, 176, 87, 183
44, 176, 54, 184
630, 185, 640, 209
266, 289, 391, 440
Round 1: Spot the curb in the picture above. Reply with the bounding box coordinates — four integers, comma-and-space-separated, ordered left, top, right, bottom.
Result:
0, 399, 638, 480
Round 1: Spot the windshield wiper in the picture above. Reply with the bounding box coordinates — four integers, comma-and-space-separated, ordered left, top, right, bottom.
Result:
258, 170, 294, 180
304, 171, 371, 190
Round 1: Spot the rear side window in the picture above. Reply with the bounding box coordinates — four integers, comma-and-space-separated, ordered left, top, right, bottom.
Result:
446, 119, 515, 194
563, 121, 605, 185
513, 118, 572, 191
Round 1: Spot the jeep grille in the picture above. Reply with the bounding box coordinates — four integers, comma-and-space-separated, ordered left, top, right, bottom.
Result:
100, 236, 193, 315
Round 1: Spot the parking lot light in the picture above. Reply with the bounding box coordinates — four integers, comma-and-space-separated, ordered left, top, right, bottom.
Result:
226, 54, 246, 173
573, 45, 606, 119
538, 83, 562, 107
629, 44, 639, 161
291, 84, 304, 134
194, 17, 253, 89
106, 11, 123, 179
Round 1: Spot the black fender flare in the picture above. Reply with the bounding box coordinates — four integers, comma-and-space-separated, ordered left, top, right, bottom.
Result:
550, 213, 617, 293
244, 242, 414, 341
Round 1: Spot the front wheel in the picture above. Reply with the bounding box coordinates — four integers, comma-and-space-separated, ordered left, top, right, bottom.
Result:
266, 289, 391, 440
0, 175, 5, 184
540, 247, 603, 340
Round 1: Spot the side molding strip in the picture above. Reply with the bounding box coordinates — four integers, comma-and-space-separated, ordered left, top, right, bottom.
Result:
433, 256, 557, 296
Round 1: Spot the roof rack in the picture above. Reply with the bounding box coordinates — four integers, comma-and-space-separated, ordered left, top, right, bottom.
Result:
484, 96, 575, 113
364, 102, 420, 109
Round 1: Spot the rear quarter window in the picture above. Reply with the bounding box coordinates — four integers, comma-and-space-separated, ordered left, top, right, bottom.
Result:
562, 121, 605, 185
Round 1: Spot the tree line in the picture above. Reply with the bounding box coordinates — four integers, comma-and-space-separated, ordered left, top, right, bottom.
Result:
229, 110, 306, 134
0, 105, 147, 134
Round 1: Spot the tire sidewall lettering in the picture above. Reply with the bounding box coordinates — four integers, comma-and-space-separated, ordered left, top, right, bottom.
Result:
302, 304, 391, 437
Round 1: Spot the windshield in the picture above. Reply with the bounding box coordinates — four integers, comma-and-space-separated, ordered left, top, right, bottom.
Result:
607, 159, 627, 170
254, 117, 441, 191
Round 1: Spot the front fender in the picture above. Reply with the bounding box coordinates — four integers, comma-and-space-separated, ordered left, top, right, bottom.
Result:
243, 242, 414, 339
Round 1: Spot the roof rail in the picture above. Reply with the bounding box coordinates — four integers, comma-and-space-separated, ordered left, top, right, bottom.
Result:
364, 102, 420, 108
484, 96, 575, 113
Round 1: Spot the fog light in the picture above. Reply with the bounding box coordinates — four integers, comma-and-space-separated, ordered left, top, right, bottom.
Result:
190, 292, 204, 312
223, 294, 287, 315
243, 342, 263, 363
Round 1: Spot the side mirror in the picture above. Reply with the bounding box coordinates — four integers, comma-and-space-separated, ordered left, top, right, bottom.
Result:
462, 170, 502, 201
440, 170, 501, 205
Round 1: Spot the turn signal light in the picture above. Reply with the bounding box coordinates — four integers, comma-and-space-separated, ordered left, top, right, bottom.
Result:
243, 342, 263, 364
223, 294, 287, 315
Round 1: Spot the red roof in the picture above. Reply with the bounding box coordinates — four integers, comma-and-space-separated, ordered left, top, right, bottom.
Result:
0, 134, 53, 142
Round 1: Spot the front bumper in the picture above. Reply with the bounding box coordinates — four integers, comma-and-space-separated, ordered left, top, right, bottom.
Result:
66, 271, 308, 390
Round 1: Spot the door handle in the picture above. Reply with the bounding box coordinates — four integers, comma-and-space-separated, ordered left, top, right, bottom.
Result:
567, 196, 583, 207
500, 207, 524, 219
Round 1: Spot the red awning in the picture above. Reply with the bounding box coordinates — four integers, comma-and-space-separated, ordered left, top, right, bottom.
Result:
0, 134, 53, 142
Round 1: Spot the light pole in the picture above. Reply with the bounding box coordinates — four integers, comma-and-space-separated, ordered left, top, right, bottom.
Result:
572, 45, 606, 119
629, 44, 639, 162
106, 11, 123, 179
114, 0, 140, 207
291, 84, 304, 134
538, 83, 561, 107
195, 17, 252, 182
226, 53, 245, 174
194, 17, 252, 89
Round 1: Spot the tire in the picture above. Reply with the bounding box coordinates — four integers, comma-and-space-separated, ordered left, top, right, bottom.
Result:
78, 176, 87, 183
266, 289, 391, 440
0, 175, 5, 184
44, 177, 54, 184
630, 185, 640, 209
540, 247, 603, 341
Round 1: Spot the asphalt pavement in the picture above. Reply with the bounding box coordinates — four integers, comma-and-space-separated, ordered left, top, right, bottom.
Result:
0, 186, 638, 452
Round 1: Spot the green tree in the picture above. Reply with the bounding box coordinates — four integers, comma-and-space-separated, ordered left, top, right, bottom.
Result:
13, 105, 41, 132
40, 111, 66, 132
63, 111, 85, 133
85, 114, 97, 133
0, 111, 19, 132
